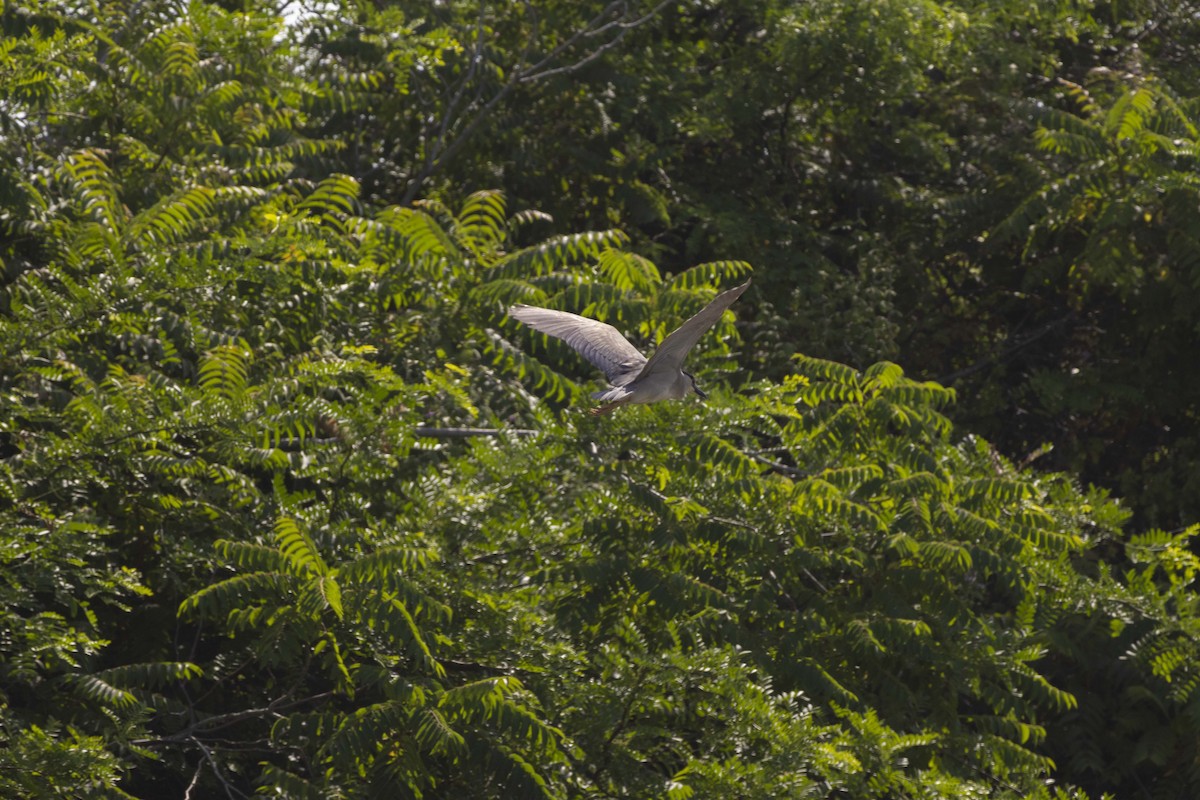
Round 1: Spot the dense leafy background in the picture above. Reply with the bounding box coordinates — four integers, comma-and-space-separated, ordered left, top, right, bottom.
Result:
2, 1, 1199, 798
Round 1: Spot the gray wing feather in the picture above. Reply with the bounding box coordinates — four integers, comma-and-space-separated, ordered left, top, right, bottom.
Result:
637, 279, 751, 379
509, 305, 647, 386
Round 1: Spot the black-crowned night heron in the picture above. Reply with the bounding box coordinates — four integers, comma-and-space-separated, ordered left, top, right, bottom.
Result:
509, 279, 751, 415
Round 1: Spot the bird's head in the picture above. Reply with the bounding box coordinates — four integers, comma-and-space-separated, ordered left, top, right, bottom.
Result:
685, 371, 707, 400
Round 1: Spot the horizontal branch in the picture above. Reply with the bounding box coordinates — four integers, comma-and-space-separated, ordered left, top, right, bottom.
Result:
133, 691, 336, 746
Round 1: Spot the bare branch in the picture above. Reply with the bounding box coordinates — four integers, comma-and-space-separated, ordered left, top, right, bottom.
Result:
401, 0, 669, 204
935, 313, 1077, 385
518, 27, 630, 84
191, 735, 249, 800
517, 0, 626, 77
183, 760, 203, 800
748, 452, 809, 478
520, 0, 674, 82
133, 691, 337, 746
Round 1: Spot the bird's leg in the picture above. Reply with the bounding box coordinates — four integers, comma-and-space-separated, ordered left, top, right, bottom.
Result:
588, 400, 627, 416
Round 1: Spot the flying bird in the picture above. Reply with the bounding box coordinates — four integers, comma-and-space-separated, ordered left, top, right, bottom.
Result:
509, 279, 751, 415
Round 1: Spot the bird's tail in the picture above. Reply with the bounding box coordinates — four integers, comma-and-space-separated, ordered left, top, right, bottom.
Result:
592, 386, 633, 402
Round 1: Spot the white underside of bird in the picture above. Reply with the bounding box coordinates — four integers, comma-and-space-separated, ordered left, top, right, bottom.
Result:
509, 279, 751, 415
592, 373, 690, 404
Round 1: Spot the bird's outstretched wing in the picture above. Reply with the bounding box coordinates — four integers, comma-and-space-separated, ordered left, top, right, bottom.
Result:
508, 305, 647, 386
635, 279, 751, 380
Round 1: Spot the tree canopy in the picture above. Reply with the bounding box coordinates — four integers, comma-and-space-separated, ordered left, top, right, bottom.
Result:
2, 1, 1199, 798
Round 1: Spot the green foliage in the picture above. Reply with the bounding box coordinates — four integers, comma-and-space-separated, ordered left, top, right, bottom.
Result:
2, 1, 1199, 799
973, 76, 1200, 529
1039, 523, 1200, 797
328, 0, 1200, 535
177, 512, 567, 796
410, 347, 1139, 798
0, 723, 134, 800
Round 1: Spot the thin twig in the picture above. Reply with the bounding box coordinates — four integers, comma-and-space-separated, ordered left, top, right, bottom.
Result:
183, 760, 203, 800
190, 735, 247, 800
935, 313, 1077, 385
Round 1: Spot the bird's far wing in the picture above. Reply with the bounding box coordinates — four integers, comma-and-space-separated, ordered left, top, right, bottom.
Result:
636, 279, 751, 379
509, 305, 647, 386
